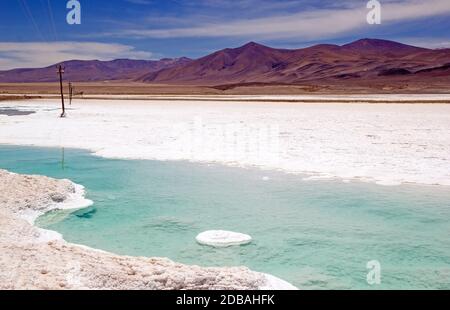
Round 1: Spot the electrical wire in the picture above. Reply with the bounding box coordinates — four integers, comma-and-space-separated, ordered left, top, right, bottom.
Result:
46, 0, 58, 41
17, 0, 46, 42
39, 0, 53, 41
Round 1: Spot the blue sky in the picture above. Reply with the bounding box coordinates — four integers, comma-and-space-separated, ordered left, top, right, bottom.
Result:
0, 0, 449, 69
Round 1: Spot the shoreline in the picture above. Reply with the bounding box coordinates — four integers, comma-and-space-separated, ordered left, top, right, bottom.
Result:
1, 99, 450, 187
2, 142, 449, 189
2, 93, 450, 104
0, 169, 297, 290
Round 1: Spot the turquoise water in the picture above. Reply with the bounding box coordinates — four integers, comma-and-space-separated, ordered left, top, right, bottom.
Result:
1, 145, 450, 289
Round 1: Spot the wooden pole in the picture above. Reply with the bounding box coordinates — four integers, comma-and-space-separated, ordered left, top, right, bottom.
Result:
57, 65, 66, 117
69, 82, 73, 105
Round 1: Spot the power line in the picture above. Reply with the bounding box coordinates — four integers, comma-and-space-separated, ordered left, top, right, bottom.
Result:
46, 0, 58, 41
39, 0, 53, 40
17, 0, 46, 42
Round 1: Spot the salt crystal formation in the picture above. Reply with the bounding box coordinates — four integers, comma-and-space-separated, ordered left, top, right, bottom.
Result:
196, 230, 252, 247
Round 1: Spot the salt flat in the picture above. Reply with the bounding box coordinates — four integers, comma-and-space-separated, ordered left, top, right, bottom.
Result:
1, 98, 450, 186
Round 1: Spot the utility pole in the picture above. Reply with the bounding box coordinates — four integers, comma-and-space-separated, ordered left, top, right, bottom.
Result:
69, 82, 73, 105
57, 65, 66, 117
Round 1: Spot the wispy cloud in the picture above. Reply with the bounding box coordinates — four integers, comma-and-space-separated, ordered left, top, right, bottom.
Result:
125, 0, 154, 5
399, 37, 450, 49
108, 0, 450, 40
0, 42, 152, 70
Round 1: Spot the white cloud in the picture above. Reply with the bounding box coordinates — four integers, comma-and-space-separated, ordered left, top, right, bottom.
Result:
113, 0, 450, 40
0, 42, 152, 70
399, 38, 450, 49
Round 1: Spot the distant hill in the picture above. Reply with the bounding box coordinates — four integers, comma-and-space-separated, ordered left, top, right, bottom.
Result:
0, 57, 192, 82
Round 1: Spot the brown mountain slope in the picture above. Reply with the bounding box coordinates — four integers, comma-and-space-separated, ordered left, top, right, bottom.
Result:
139, 39, 450, 86
140, 42, 293, 84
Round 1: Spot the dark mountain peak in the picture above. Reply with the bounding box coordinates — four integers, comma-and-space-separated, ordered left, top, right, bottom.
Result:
207, 42, 273, 61
56, 59, 102, 66
173, 56, 193, 62
242, 41, 262, 47
310, 43, 340, 49
112, 58, 133, 62
343, 38, 427, 53
239, 41, 271, 50
345, 38, 396, 46
350, 38, 386, 44
304, 43, 341, 52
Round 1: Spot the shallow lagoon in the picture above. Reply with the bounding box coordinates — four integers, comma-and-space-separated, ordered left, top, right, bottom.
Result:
1, 145, 449, 289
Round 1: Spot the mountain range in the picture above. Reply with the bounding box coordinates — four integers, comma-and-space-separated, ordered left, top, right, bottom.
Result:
0, 57, 191, 83
0, 39, 449, 88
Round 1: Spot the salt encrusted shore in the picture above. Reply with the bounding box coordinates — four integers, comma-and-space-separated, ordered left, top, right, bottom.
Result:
1, 99, 450, 186
0, 169, 296, 290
